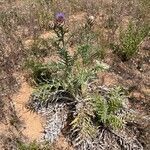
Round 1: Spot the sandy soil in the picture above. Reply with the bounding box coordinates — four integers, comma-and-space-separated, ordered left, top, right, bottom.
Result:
12, 77, 43, 141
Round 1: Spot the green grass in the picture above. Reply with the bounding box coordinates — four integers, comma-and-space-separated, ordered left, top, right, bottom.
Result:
113, 22, 149, 61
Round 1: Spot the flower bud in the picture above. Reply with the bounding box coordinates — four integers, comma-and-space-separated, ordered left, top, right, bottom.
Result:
87, 15, 95, 26
55, 13, 65, 28
48, 21, 55, 30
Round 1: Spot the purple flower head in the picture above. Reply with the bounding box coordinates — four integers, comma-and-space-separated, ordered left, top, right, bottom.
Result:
55, 12, 65, 23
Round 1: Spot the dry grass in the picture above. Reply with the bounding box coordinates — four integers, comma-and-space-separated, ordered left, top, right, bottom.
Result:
0, 0, 149, 149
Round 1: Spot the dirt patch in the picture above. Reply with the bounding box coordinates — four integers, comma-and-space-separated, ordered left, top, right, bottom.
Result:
40, 31, 56, 40
0, 124, 8, 135
12, 76, 43, 141
53, 134, 74, 150
69, 12, 86, 23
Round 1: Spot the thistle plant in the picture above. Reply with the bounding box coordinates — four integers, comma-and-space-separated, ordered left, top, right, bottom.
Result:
26, 13, 133, 149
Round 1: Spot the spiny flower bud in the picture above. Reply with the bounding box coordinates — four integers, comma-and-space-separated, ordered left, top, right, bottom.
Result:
48, 21, 55, 30
55, 13, 65, 22
87, 15, 95, 26
55, 12, 65, 28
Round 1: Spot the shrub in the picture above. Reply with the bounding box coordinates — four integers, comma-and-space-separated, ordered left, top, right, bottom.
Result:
24, 12, 140, 150
113, 22, 149, 61
27, 14, 129, 149
27, 14, 110, 138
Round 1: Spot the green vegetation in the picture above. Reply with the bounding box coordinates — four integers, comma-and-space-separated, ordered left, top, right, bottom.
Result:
93, 87, 124, 129
17, 141, 52, 150
25, 59, 52, 85
112, 22, 149, 61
